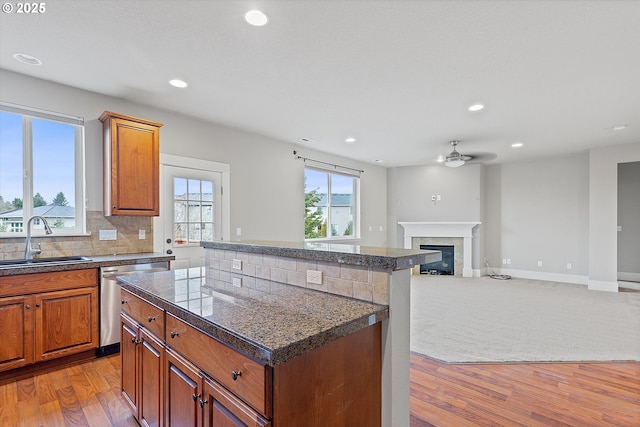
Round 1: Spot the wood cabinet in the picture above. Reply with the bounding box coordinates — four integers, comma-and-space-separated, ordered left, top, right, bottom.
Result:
203, 376, 270, 427
165, 348, 203, 427
120, 289, 380, 427
121, 312, 165, 427
35, 286, 98, 361
100, 111, 163, 216
0, 295, 34, 371
0, 269, 99, 373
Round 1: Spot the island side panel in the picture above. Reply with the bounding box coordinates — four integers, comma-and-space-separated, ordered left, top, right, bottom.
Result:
272, 322, 382, 427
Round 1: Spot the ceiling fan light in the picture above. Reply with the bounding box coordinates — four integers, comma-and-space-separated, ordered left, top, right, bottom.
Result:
445, 158, 465, 168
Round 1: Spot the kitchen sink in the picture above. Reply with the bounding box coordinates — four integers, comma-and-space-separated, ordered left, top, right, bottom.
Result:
0, 256, 92, 266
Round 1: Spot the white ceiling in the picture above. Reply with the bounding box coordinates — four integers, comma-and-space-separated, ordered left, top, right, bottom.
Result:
1, 0, 638, 167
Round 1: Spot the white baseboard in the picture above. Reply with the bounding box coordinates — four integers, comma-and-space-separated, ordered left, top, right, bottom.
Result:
486, 268, 588, 285
588, 279, 619, 292
618, 271, 640, 282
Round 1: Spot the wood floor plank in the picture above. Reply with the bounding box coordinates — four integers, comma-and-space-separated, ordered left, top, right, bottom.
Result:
410, 353, 640, 427
2, 352, 638, 426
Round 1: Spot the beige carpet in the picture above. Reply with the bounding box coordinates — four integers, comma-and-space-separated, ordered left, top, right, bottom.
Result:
410, 275, 640, 363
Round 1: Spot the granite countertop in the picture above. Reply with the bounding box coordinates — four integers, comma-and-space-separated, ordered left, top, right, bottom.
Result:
118, 268, 389, 367
201, 239, 435, 270
0, 253, 175, 277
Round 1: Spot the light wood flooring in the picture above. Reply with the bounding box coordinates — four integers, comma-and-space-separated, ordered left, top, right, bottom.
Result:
0, 353, 638, 426
410, 353, 640, 427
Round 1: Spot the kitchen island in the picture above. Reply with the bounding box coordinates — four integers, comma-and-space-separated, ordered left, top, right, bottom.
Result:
200, 240, 439, 427
119, 267, 389, 426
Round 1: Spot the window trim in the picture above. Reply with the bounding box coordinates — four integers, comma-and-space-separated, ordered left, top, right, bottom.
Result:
304, 166, 360, 242
0, 102, 87, 238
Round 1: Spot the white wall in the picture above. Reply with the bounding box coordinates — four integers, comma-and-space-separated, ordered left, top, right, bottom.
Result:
618, 161, 640, 277
589, 142, 640, 291
0, 70, 388, 246
484, 153, 590, 277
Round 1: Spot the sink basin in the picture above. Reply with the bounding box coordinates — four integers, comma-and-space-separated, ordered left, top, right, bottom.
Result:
0, 256, 92, 266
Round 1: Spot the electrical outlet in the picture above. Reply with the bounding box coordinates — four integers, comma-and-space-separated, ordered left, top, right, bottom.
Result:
538, 261, 543, 267
502, 258, 507, 265
567, 263, 572, 269
138, 229, 145, 239
306, 270, 323, 285
232, 259, 242, 270
436, 195, 441, 201
431, 195, 436, 201
507, 259, 511, 265
232, 277, 242, 287
236, 227, 242, 236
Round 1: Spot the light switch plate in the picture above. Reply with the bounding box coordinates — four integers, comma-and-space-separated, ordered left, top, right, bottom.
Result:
232, 259, 242, 270
138, 230, 145, 239
232, 277, 242, 287
99, 230, 117, 240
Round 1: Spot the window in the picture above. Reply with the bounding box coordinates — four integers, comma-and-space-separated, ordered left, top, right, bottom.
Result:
172, 177, 214, 245
304, 167, 359, 240
0, 102, 85, 237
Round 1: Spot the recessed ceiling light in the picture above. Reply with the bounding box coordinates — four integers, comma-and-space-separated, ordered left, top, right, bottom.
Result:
301, 138, 316, 144
245, 10, 269, 26
511, 142, 524, 148
374, 159, 384, 163
13, 53, 42, 66
612, 125, 627, 131
169, 79, 188, 88
468, 104, 484, 112
345, 137, 356, 143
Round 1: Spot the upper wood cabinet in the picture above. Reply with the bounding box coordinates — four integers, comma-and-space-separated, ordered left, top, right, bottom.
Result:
100, 111, 163, 216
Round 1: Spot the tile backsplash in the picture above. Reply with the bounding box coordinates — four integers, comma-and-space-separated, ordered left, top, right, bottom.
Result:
0, 211, 153, 260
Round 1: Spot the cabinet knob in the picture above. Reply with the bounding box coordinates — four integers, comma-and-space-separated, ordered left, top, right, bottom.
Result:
192, 393, 201, 402
199, 399, 208, 408
231, 370, 242, 381
121, 300, 128, 305
170, 331, 179, 339
147, 316, 156, 322
25, 304, 31, 309
35, 303, 40, 308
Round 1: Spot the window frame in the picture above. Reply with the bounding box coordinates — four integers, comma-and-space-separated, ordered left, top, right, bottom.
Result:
0, 102, 87, 238
304, 166, 360, 241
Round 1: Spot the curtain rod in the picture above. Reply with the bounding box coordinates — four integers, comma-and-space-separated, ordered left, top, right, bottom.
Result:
293, 151, 364, 175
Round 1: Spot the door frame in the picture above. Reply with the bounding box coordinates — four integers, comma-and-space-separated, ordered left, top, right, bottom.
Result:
154, 154, 231, 256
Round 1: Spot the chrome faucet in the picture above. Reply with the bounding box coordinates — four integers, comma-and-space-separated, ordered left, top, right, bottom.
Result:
24, 215, 53, 260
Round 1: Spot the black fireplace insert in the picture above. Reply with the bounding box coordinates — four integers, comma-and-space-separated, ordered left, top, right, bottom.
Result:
420, 245, 454, 275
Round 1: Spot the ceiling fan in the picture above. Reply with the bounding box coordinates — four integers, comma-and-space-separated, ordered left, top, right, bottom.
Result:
442, 140, 497, 168
444, 140, 473, 168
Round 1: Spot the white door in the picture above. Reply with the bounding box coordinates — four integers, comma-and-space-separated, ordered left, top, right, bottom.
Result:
161, 165, 222, 269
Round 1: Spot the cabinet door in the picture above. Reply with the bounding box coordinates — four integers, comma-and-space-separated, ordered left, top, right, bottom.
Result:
121, 313, 139, 416
203, 377, 270, 427
139, 327, 165, 427
166, 348, 203, 427
0, 296, 34, 371
34, 286, 98, 361
104, 114, 161, 216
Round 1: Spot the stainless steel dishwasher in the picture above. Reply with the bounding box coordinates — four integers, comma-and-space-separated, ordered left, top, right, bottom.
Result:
98, 262, 169, 356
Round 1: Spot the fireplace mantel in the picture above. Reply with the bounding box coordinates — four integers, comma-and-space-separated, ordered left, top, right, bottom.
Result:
399, 222, 480, 277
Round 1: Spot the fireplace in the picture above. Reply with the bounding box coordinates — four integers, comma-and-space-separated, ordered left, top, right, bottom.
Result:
399, 222, 480, 278
420, 245, 454, 275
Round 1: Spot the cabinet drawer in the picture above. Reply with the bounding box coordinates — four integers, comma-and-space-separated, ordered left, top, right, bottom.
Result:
120, 289, 164, 338
165, 313, 270, 417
